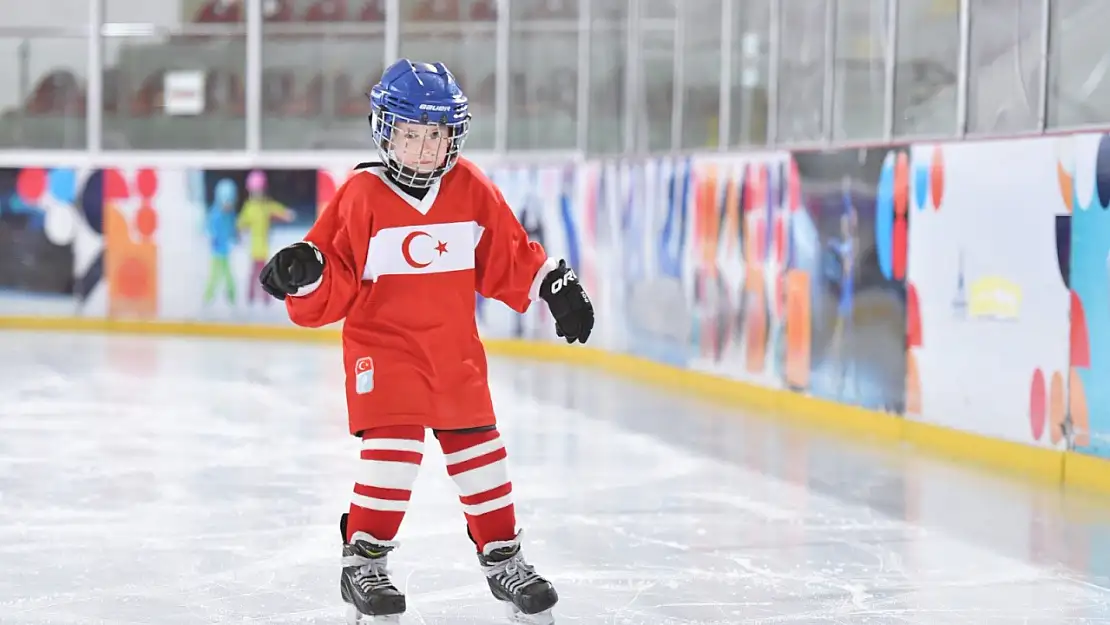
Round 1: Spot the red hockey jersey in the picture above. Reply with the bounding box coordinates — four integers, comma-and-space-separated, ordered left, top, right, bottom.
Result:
287, 158, 555, 434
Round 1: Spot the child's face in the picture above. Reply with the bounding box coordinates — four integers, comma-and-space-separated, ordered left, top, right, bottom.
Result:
391, 121, 449, 173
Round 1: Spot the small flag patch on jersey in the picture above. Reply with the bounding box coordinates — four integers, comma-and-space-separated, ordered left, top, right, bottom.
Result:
354, 356, 374, 394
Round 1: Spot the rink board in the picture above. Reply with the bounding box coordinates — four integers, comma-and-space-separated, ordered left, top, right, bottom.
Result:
3, 132, 1110, 496
0, 312, 1097, 495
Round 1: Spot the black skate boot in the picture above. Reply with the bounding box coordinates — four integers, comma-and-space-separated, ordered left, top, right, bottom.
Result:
478, 532, 558, 624
339, 513, 406, 624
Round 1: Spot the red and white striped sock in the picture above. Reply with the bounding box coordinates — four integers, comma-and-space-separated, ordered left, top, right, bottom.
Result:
437, 428, 517, 552
347, 425, 425, 543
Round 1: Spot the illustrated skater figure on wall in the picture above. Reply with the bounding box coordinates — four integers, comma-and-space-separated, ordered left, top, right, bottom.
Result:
204, 178, 240, 306
828, 176, 859, 399
237, 170, 295, 304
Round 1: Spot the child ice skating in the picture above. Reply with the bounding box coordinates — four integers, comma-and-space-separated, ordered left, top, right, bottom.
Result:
257, 58, 594, 624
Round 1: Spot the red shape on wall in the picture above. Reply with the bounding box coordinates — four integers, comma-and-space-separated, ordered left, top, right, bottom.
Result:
1029, 368, 1047, 441
16, 168, 46, 202
135, 204, 157, 239
906, 282, 922, 347
753, 216, 767, 264
135, 169, 158, 198
930, 146, 945, 209
104, 169, 130, 200
894, 152, 909, 217
118, 257, 150, 300
755, 163, 768, 212
1070, 290, 1091, 367
893, 215, 907, 280
787, 158, 801, 213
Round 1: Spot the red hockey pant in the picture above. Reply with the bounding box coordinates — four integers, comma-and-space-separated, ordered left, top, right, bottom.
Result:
345, 425, 517, 552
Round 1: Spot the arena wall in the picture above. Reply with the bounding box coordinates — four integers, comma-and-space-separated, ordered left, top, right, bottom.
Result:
2, 133, 1109, 493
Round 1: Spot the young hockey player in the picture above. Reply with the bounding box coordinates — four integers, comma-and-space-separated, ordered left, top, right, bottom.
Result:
258, 59, 594, 624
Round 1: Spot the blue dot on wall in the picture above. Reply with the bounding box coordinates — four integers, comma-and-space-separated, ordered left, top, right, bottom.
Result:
48, 168, 77, 204
913, 154, 929, 210
80, 169, 105, 234
876, 152, 895, 280
1096, 133, 1110, 209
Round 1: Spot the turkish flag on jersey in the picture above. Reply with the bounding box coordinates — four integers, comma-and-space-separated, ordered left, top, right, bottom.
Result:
287, 159, 555, 434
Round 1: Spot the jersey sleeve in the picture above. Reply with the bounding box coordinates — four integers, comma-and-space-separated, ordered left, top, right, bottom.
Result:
285, 179, 370, 328
471, 166, 558, 314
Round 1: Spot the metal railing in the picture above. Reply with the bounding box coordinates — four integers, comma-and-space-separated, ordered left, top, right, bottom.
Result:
0, 0, 1105, 157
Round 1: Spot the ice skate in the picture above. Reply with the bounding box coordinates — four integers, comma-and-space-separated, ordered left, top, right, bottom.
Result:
479, 534, 558, 624
340, 515, 406, 624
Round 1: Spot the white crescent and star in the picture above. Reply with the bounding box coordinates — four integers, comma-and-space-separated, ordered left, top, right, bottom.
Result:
401, 230, 449, 268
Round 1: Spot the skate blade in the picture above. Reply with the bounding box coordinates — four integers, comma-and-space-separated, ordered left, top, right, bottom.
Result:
346, 604, 401, 624
503, 604, 554, 625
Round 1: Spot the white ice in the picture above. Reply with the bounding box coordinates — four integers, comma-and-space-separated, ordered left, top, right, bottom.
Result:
1, 332, 1110, 624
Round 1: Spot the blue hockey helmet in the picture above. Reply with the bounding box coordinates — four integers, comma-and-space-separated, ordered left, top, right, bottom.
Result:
368, 59, 471, 188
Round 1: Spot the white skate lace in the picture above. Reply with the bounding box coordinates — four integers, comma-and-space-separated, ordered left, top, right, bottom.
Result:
486, 552, 543, 595
342, 553, 396, 592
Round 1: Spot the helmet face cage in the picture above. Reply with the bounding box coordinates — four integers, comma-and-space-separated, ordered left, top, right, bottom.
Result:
371, 109, 470, 189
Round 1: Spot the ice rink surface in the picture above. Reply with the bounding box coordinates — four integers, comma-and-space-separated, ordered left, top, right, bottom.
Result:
3, 332, 1110, 624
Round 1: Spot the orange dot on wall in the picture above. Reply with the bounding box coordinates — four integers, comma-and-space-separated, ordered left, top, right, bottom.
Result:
118, 256, 150, 300
1057, 163, 1074, 213
905, 351, 921, 415
1049, 371, 1066, 445
135, 204, 157, 239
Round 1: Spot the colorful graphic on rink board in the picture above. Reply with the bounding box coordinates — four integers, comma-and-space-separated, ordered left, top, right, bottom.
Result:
908, 138, 1072, 448
684, 152, 801, 387
618, 156, 695, 367
12, 130, 1110, 469
177, 168, 319, 325
0, 166, 166, 320
0, 167, 108, 317
791, 148, 908, 413
1058, 132, 1109, 458
104, 167, 164, 320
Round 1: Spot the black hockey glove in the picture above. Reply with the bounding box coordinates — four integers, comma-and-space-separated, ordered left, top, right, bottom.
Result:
539, 259, 594, 344
258, 241, 325, 300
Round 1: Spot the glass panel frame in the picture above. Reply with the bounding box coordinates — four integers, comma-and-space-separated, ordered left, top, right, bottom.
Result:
0, 0, 1076, 156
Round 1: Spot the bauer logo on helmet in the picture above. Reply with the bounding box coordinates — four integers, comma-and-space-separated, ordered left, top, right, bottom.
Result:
367, 58, 471, 189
